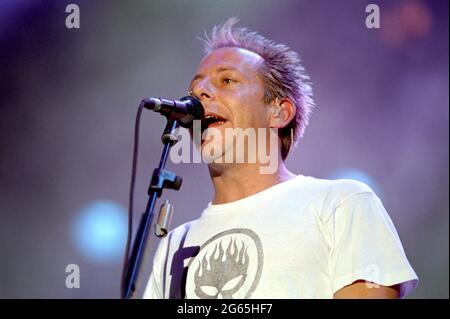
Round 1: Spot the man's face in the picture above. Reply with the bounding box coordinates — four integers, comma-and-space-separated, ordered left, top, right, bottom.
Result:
189, 47, 273, 161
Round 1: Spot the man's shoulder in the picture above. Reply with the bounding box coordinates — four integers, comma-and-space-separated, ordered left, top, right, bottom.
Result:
293, 175, 375, 205
289, 175, 378, 222
166, 219, 198, 242
303, 175, 372, 193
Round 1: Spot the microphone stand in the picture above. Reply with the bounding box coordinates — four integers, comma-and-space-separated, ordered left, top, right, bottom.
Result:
123, 118, 181, 299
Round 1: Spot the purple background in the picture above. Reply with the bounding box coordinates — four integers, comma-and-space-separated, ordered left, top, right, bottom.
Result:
0, 0, 448, 298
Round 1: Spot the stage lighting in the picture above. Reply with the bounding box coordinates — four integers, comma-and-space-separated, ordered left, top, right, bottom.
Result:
71, 200, 127, 264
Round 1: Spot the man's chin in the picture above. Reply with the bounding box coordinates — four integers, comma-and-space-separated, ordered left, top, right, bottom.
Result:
200, 141, 225, 163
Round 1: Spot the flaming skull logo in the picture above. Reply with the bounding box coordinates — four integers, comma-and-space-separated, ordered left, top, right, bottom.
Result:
194, 239, 249, 298
186, 228, 263, 299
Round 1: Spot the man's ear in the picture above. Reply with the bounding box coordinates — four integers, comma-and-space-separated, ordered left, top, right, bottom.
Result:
269, 98, 296, 129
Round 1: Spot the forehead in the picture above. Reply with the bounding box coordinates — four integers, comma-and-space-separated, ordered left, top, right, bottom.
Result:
197, 47, 263, 75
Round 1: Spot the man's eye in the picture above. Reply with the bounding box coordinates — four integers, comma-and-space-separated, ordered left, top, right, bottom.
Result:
223, 78, 235, 84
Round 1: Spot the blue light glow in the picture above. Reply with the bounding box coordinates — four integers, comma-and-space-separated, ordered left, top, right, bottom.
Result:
72, 200, 127, 263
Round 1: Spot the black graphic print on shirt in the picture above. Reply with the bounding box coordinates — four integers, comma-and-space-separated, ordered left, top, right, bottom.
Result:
185, 228, 264, 299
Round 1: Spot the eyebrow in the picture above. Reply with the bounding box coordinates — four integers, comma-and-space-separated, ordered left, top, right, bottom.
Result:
189, 67, 239, 89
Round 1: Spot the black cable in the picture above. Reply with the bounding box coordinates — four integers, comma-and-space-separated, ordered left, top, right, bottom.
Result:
121, 102, 144, 299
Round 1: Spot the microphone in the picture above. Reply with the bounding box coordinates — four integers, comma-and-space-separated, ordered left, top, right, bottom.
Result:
141, 96, 204, 127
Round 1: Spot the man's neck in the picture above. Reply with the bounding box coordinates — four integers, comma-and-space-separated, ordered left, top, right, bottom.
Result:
208, 161, 297, 205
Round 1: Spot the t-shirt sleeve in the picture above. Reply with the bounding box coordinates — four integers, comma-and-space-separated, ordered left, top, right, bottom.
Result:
142, 236, 169, 299
327, 191, 418, 298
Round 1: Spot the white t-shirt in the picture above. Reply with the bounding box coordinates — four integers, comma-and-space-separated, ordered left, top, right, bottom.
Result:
143, 175, 418, 299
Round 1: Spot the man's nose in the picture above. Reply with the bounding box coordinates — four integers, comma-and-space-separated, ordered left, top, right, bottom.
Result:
193, 79, 215, 101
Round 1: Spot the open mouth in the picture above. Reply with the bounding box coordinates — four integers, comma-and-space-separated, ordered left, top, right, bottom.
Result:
201, 114, 228, 132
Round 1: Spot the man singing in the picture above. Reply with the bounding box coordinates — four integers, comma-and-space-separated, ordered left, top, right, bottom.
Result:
143, 18, 418, 299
